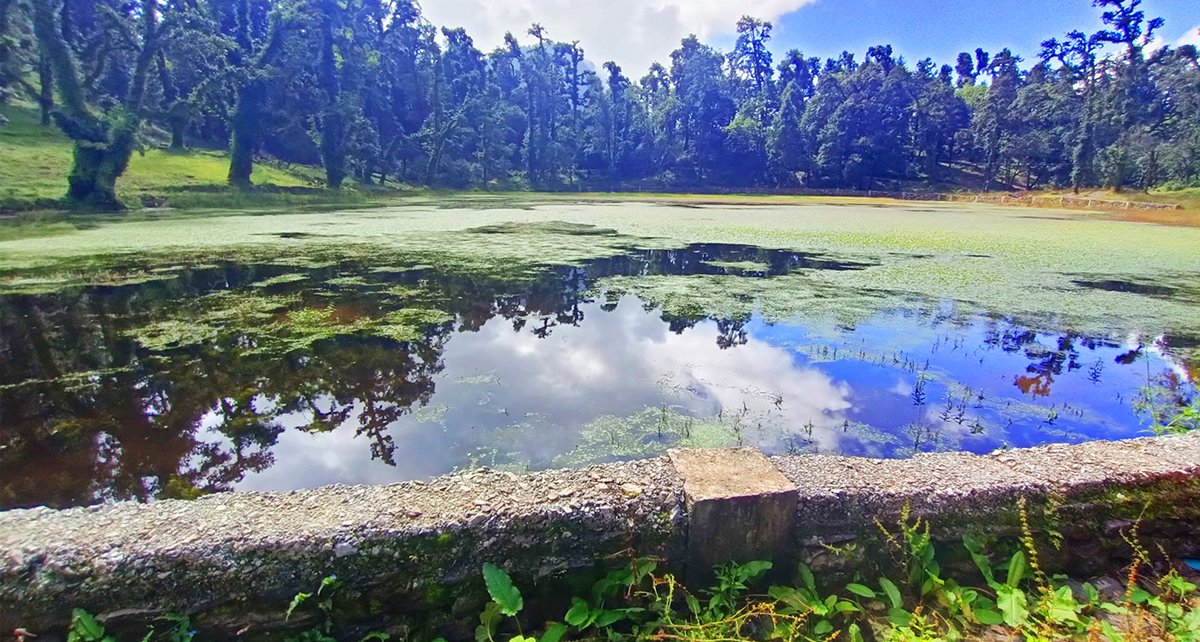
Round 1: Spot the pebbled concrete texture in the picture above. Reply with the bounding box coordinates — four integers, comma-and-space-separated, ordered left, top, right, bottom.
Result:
2, 433, 1199, 634
0, 459, 685, 633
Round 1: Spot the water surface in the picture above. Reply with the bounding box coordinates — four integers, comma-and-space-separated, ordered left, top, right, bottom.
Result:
1, 231, 1195, 510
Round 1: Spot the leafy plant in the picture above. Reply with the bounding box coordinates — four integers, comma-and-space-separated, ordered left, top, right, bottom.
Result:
707, 560, 772, 618
563, 559, 653, 633
478, 563, 567, 642
769, 562, 860, 637
68, 609, 116, 642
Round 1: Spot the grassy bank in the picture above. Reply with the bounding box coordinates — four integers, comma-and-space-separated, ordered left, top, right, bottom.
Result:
0, 104, 402, 213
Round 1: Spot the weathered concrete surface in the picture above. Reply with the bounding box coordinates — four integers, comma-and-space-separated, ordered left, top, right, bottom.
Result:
2, 433, 1199, 634
0, 459, 685, 633
773, 432, 1200, 575
670, 448, 796, 574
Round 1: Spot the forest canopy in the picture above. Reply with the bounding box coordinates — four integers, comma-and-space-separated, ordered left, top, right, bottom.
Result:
1, 0, 1198, 208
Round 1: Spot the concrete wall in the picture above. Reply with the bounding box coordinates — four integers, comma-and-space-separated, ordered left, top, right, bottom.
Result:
3, 434, 1199, 635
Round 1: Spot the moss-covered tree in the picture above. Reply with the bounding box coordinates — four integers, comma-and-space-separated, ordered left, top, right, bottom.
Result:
32, 0, 166, 210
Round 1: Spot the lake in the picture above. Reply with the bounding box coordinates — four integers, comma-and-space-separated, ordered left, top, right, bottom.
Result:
1, 197, 1197, 509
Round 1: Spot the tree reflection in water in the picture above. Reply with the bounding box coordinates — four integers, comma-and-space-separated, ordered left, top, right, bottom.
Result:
1, 244, 1193, 509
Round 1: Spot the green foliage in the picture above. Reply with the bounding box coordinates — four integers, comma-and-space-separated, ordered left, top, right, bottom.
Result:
5, 0, 1198, 211
69, 609, 115, 642
1135, 372, 1200, 436
483, 563, 524, 617
707, 560, 772, 619
68, 609, 195, 642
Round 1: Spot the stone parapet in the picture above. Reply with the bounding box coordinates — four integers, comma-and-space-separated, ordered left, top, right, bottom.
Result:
2, 434, 1198, 634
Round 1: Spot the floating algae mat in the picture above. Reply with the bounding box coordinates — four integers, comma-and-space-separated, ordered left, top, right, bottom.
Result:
1, 200, 1198, 509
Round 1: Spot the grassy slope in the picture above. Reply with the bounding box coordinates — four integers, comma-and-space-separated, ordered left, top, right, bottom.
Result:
0, 104, 389, 210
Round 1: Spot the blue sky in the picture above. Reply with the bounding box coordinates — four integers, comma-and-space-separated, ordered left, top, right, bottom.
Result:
720, 0, 1200, 70
423, 0, 1200, 76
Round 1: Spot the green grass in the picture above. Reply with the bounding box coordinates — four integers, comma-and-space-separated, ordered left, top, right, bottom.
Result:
0, 104, 393, 211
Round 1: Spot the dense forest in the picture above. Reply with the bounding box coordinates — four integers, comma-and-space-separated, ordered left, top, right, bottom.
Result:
1, 0, 1198, 208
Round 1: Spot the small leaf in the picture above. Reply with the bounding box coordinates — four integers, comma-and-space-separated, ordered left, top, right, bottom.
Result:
72, 609, 106, 641
996, 585, 1029, 628
1100, 621, 1126, 642
740, 560, 773, 581
477, 602, 503, 642
564, 598, 592, 627
974, 608, 1004, 625
685, 594, 701, 616
797, 562, 816, 591
834, 600, 861, 613
962, 537, 997, 588
631, 559, 657, 584
286, 592, 312, 621
848, 623, 865, 642
1046, 586, 1079, 623
845, 583, 877, 599
483, 563, 524, 616
318, 575, 341, 596
1005, 551, 1027, 588
879, 577, 903, 609
540, 623, 568, 642
594, 610, 625, 628
888, 607, 912, 627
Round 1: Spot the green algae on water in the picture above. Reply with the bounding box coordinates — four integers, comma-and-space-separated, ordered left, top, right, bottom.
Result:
701, 260, 773, 272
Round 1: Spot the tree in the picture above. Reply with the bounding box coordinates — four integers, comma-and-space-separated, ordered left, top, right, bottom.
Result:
669, 35, 734, 183
32, 0, 168, 209
972, 49, 1022, 189
731, 16, 773, 98
226, 0, 307, 188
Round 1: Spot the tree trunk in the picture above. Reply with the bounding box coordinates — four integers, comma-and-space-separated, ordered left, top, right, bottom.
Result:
228, 122, 255, 188
317, 2, 344, 189
169, 120, 186, 151
66, 123, 135, 210
37, 55, 53, 125
227, 82, 263, 188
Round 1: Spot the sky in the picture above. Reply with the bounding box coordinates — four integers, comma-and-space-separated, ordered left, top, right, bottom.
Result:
420, 0, 1200, 78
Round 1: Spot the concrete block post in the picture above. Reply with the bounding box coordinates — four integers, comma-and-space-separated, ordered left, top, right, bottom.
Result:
668, 448, 797, 581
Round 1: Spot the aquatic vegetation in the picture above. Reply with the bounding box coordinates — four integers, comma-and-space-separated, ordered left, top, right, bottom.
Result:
128, 319, 220, 351
556, 408, 744, 467
701, 259, 774, 272
371, 308, 455, 343
598, 272, 889, 330
2, 201, 1197, 508
325, 275, 372, 287
251, 273, 309, 288
3, 202, 1197, 346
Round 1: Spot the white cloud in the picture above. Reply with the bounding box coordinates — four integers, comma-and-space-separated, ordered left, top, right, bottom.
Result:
1176, 24, 1200, 48
420, 0, 819, 76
